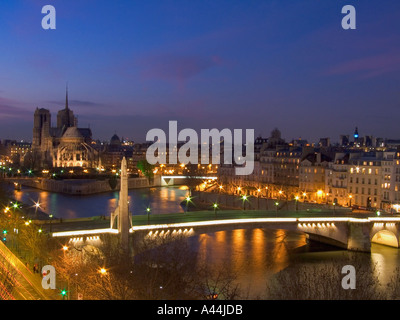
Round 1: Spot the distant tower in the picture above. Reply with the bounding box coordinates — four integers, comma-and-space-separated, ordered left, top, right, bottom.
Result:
354, 127, 359, 140
110, 157, 132, 252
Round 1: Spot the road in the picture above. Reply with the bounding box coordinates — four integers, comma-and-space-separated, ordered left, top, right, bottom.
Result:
0, 240, 57, 300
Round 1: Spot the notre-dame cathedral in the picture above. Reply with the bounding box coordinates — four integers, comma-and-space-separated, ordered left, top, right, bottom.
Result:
31, 88, 100, 169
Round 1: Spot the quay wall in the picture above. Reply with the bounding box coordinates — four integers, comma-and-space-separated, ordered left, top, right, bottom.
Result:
10, 175, 161, 195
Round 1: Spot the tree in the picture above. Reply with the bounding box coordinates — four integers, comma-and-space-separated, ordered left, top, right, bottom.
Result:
265, 253, 386, 300
50, 232, 244, 300
137, 160, 155, 182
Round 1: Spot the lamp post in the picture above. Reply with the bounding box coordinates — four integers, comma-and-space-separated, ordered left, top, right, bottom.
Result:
49, 214, 53, 233
257, 188, 261, 209
185, 196, 191, 213
295, 196, 299, 211
213, 203, 218, 217
146, 207, 151, 224
241, 195, 248, 211
349, 194, 352, 207
275, 201, 279, 216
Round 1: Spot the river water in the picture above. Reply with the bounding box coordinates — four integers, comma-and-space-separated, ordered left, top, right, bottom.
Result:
4, 183, 400, 299
5, 184, 189, 219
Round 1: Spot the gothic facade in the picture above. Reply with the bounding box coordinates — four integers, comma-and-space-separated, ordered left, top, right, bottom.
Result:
31, 90, 100, 169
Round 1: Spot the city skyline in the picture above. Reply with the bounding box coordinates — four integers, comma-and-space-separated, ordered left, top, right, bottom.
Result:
1, 1, 400, 143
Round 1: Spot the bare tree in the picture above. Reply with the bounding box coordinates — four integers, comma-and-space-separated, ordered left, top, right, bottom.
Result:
265, 253, 386, 300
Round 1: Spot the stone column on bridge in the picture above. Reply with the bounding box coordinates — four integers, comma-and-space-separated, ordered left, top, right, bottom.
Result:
347, 220, 371, 252
110, 157, 132, 252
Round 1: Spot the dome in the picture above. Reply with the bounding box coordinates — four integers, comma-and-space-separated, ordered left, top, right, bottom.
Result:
110, 134, 121, 145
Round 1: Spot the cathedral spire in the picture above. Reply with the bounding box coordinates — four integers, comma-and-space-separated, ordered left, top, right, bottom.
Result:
65, 83, 69, 110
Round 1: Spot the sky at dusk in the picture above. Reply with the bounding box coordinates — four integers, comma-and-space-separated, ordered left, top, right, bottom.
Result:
1, 0, 400, 143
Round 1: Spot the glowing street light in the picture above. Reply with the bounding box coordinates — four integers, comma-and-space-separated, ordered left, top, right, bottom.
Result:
213, 203, 218, 216
295, 196, 299, 211
146, 207, 151, 223
241, 195, 249, 211
60, 289, 67, 300
184, 196, 192, 213
99, 268, 107, 275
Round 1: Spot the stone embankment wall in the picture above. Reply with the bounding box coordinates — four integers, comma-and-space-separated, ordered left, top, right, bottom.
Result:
11, 175, 161, 195
192, 191, 351, 212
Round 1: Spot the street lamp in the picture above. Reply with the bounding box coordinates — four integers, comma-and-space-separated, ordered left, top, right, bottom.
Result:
241, 195, 248, 211
146, 207, 151, 224
275, 201, 279, 215
99, 267, 107, 275
349, 194, 353, 207
295, 196, 299, 211
33, 200, 41, 219
213, 203, 218, 217
257, 188, 261, 209
60, 289, 67, 300
185, 196, 192, 213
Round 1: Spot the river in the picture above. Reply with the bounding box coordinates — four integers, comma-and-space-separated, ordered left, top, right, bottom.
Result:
4, 183, 189, 219
3, 183, 400, 299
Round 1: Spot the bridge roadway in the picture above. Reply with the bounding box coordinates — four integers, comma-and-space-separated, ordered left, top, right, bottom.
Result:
46, 209, 400, 252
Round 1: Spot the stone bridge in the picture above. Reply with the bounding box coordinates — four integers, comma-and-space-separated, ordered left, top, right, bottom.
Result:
52, 216, 400, 253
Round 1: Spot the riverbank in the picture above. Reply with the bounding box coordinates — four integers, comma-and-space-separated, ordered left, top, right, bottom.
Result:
5, 175, 162, 195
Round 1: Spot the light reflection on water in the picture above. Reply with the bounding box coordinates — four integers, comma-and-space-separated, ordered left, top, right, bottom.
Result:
5, 184, 188, 219
5, 183, 400, 298
189, 228, 400, 298
190, 228, 308, 297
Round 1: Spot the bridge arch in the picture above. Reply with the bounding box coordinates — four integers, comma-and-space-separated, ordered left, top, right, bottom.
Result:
371, 230, 399, 248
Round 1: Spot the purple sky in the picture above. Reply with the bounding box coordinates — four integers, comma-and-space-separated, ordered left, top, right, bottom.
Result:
1, 0, 400, 143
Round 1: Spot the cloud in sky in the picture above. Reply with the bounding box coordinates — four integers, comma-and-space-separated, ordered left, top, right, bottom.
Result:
138, 54, 223, 85
45, 99, 104, 108
0, 97, 31, 120
324, 51, 400, 79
